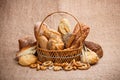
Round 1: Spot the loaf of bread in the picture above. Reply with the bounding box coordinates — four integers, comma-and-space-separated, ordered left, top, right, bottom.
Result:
43, 28, 64, 50
18, 36, 36, 50
18, 54, 37, 66
34, 22, 49, 40
85, 41, 103, 58
43, 29, 61, 39
37, 35, 48, 49
70, 23, 90, 49
81, 48, 99, 65
63, 33, 75, 48
47, 38, 64, 50
16, 45, 37, 58
73, 23, 82, 39
58, 18, 70, 35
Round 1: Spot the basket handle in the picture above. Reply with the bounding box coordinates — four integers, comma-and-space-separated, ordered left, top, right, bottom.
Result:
36, 11, 82, 39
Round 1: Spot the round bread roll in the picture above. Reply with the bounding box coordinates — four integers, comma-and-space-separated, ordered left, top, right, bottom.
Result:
81, 48, 99, 65
47, 38, 64, 50
18, 54, 37, 66
37, 35, 48, 49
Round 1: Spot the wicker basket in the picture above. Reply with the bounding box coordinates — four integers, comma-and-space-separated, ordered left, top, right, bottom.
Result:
36, 11, 84, 63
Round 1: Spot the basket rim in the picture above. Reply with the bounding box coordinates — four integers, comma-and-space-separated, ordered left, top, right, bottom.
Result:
37, 51, 81, 59
37, 46, 83, 52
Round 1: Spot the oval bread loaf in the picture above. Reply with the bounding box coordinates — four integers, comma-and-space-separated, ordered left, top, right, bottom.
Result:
18, 36, 36, 50
37, 35, 48, 49
81, 48, 99, 65
34, 22, 49, 40
58, 18, 70, 35
18, 54, 37, 66
85, 41, 103, 58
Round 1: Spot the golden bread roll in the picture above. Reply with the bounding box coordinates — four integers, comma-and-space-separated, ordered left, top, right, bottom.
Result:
47, 38, 57, 50
85, 41, 103, 58
18, 54, 37, 66
81, 47, 99, 65
43, 29, 61, 39
58, 18, 70, 35
43, 28, 64, 50
37, 35, 48, 49
47, 38, 64, 50
34, 22, 49, 40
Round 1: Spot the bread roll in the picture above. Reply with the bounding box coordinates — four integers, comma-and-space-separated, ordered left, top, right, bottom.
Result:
47, 38, 64, 50
58, 18, 70, 35
47, 38, 57, 50
34, 22, 49, 40
18, 54, 37, 66
81, 48, 99, 65
37, 35, 48, 49
43, 29, 64, 50
43, 29, 61, 39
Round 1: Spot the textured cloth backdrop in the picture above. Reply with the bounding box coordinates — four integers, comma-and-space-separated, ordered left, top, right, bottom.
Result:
0, 0, 120, 80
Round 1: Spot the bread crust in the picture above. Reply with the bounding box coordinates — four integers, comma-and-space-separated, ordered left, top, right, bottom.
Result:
18, 54, 37, 66
34, 22, 49, 40
63, 33, 75, 48
37, 35, 48, 49
16, 45, 37, 58
58, 18, 70, 35
70, 23, 90, 49
85, 41, 103, 58
18, 36, 36, 50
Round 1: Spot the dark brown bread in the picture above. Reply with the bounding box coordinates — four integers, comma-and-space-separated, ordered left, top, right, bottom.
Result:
85, 41, 103, 58
18, 36, 36, 50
